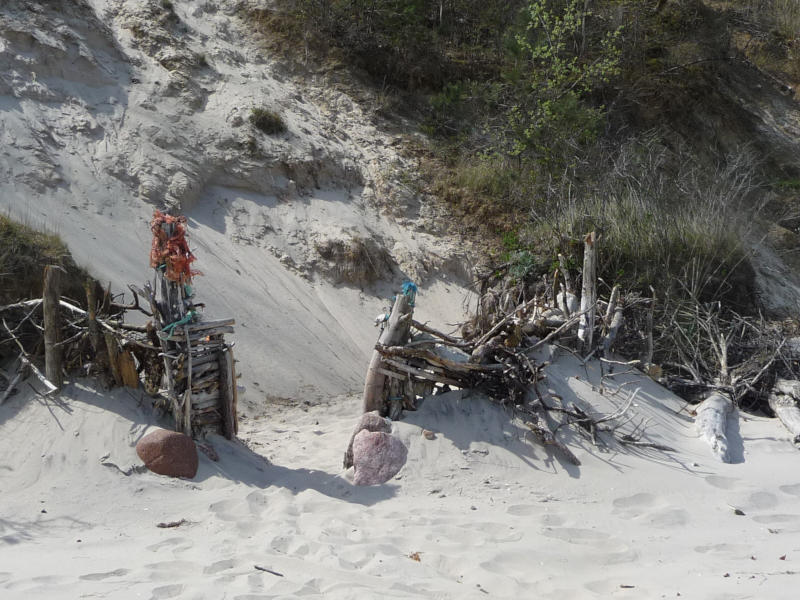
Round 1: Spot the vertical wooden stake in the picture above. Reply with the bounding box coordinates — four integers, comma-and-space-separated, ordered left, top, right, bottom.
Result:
363, 293, 412, 414
43, 265, 63, 389
577, 231, 597, 353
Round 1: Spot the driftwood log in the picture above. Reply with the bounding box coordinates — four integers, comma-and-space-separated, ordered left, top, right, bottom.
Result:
769, 379, 800, 446
363, 293, 413, 414
695, 393, 733, 462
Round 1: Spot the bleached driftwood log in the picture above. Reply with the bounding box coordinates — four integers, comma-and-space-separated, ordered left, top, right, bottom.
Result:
695, 393, 733, 462
769, 379, 800, 446
577, 231, 597, 353
601, 285, 623, 355
363, 293, 412, 413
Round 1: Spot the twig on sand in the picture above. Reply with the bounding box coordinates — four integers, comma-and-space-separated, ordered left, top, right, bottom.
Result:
254, 565, 284, 577
156, 519, 188, 528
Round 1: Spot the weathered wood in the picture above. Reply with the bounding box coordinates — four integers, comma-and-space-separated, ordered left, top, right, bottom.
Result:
602, 285, 623, 355
411, 319, 466, 347
0, 362, 24, 406
769, 381, 800, 446
43, 265, 63, 389
118, 346, 139, 388
525, 407, 581, 466
695, 393, 733, 462
186, 318, 235, 332
169, 326, 235, 342
380, 358, 462, 387
191, 391, 220, 410
104, 331, 123, 386
363, 294, 413, 413
376, 344, 506, 372
577, 231, 597, 353
19, 355, 57, 395
144, 281, 182, 432
85, 280, 108, 374
219, 346, 238, 439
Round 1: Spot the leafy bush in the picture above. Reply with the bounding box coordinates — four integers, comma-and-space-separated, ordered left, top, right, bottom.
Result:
249, 108, 287, 135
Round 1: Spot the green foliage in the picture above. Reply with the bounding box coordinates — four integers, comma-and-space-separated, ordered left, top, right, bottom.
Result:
507, 0, 621, 162
249, 108, 287, 135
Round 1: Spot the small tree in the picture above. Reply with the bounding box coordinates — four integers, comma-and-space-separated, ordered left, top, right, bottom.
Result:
508, 0, 621, 164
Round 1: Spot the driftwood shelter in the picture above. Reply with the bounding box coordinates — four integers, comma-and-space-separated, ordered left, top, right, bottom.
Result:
0, 211, 238, 440
355, 231, 800, 466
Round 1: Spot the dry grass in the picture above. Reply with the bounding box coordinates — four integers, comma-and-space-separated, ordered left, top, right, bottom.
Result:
0, 215, 92, 304
314, 236, 394, 286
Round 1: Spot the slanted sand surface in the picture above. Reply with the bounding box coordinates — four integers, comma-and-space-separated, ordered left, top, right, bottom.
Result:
2, 350, 799, 599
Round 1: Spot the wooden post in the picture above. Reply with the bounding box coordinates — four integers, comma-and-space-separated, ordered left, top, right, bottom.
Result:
43, 265, 63, 389
577, 232, 597, 353
363, 294, 412, 413
219, 346, 238, 439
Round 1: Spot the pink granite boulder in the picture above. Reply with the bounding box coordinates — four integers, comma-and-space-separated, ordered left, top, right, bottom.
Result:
136, 429, 198, 479
352, 430, 408, 486
343, 411, 392, 468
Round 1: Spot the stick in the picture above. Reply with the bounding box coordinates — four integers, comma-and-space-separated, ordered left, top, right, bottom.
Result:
411, 319, 465, 347
577, 231, 597, 353
43, 265, 63, 389
254, 565, 283, 577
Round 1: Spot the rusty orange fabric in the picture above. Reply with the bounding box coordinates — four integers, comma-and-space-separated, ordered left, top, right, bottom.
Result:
149, 211, 201, 283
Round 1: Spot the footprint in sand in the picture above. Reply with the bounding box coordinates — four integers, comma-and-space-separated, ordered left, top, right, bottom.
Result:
203, 559, 236, 575
541, 527, 609, 546
612, 493, 657, 518
150, 584, 183, 599
704, 475, 740, 490
779, 483, 800, 497
752, 514, 800, 525
649, 508, 690, 528
79, 568, 130, 581
695, 543, 750, 555
748, 491, 779, 510
146, 537, 194, 554
539, 513, 566, 526
506, 504, 537, 517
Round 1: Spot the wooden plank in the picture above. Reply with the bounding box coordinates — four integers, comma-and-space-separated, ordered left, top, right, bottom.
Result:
219, 348, 236, 439
186, 318, 235, 332
381, 359, 462, 387
170, 326, 235, 342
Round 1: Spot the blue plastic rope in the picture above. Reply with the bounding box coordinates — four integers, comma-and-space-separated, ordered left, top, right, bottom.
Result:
159, 310, 196, 340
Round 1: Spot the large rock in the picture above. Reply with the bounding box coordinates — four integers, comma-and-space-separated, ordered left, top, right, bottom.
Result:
343, 411, 392, 468
136, 429, 198, 479
352, 430, 408, 486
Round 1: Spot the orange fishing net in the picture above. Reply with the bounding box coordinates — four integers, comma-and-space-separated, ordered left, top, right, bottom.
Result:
149, 211, 201, 283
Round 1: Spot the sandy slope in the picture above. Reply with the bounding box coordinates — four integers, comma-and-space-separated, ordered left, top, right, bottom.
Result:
3, 349, 800, 599
0, 0, 472, 402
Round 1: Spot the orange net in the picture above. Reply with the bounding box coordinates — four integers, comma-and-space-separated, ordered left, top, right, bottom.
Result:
149, 210, 201, 283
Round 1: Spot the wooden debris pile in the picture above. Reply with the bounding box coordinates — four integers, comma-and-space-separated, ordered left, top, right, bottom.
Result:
361, 231, 800, 463
0, 211, 238, 440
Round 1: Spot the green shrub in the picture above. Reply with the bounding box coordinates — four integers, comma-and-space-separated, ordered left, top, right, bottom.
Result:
249, 108, 287, 135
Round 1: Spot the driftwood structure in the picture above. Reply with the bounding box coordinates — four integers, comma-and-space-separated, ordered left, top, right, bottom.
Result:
358, 231, 800, 465
0, 211, 238, 440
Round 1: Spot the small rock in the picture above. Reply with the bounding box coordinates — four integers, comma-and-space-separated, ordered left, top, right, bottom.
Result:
422, 429, 436, 440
